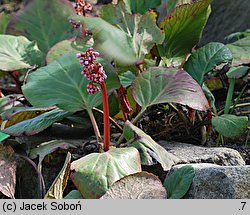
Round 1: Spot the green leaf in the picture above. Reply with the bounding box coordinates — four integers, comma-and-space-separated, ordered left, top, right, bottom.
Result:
227, 36, 250, 66
184, 42, 233, 85
131, 67, 209, 112
202, 83, 215, 111
1, 107, 53, 129
226, 66, 249, 80
44, 152, 71, 199
0, 132, 10, 142
3, 109, 71, 136
158, 0, 212, 65
64, 190, 83, 199
7, 0, 76, 55
212, 114, 248, 138
163, 165, 195, 199
0, 13, 10, 34
72, 2, 164, 65
122, 0, 161, 14
22, 53, 120, 112
46, 37, 94, 64
29, 140, 76, 161
166, 0, 178, 14
119, 71, 136, 88
0, 35, 43, 72
123, 121, 179, 171
70, 147, 141, 199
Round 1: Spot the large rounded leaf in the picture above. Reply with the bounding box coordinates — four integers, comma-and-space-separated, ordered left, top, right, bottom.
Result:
184, 42, 233, 85
70, 147, 142, 199
131, 67, 209, 111
22, 53, 120, 112
101, 172, 166, 199
123, 121, 179, 171
7, 0, 76, 55
212, 114, 248, 138
0, 35, 43, 71
158, 0, 211, 65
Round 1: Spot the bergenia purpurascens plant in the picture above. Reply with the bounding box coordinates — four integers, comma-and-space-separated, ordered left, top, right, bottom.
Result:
76, 48, 110, 152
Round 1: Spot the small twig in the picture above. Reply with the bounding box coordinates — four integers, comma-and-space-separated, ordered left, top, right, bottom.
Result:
93, 107, 123, 132
87, 109, 103, 143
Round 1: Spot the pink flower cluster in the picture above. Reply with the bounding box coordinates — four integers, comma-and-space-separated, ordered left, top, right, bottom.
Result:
76, 48, 107, 94
75, 0, 92, 16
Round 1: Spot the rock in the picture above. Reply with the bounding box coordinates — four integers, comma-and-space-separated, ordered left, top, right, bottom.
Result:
171, 164, 250, 199
158, 141, 245, 166
201, 0, 250, 44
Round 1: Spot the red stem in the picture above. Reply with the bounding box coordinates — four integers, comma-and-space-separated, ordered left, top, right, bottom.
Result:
100, 82, 110, 152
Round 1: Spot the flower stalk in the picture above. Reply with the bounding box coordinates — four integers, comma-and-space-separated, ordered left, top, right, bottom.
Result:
77, 48, 110, 151
100, 82, 110, 151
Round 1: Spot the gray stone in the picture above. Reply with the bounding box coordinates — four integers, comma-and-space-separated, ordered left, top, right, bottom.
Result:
171, 164, 250, 199
201, 0, 250, 44
158, 141, 245, 166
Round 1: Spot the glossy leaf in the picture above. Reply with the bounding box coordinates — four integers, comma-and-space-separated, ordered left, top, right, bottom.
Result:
44, 152, 71, 199
46, 37, 94, 65
227, 36, 250, 66
72, 2, 164, 65
227, 66, 249, 80
7, 0, 76, 55
70, 147, 141, 199
1, 107, 53, 129
131, 67, 209, 112
122, 0, 161, 14
212, 114, 248, 138
22, 53, 120, 112
3, 109, 71, 136
0, 35, 43, 72
64, 190, 83, 199
158, 0, 211, 65
184, 42, 233, 85
123, 121, 179, 171
163, 165, 195, 199
0, 144, 16, 198
101, 172, 166, 199
0, 132, 9, 142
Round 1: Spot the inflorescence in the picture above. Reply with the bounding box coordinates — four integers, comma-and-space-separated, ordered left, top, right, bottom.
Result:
76, 48, 107, 94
